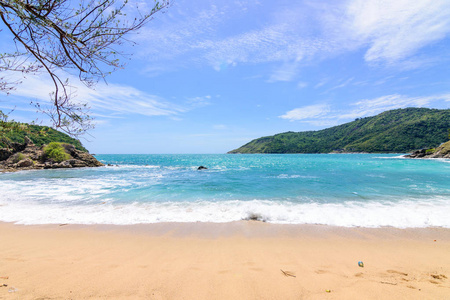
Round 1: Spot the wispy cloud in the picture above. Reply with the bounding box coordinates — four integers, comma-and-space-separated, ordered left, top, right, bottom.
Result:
213, 124, 227, 130
280, 93, 450, 125
339, 93, 450, 119
134, 0, 450, 78
279, 104, 330, 121
314, 78, 329, 89
327, 77, 354, 91
186, 95, 212, 108
4, 72, 186, 118
135, 1, 334, 75
268, 62, 301, 82
345, 0, 450, 64
297, 81, 308, 89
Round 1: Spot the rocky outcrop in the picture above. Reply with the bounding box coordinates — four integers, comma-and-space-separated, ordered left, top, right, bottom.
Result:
0, 137, 103, 172
0, 148, 13, 161
405, 141, 450, 159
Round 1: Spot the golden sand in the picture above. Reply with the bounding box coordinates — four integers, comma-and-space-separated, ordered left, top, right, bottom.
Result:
0, 222, 449, 299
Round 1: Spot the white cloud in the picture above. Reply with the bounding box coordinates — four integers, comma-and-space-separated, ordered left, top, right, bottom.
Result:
279, 104, 330, 121
340, 93, 450, 119
3, 71, 186, 118
278, 93, 450, 125
134, 2, 236, 64
135, 1, 334, 76
297, 81, 308, 89
186, 95, 213, 108
213, 124, 227, 130
328, 77, 354, 91
196, 24, 318, 69
268, 61, 301, 82
345, 0, 450, 64
81, 84, 185, 117
3, 71, 221, 121
134, 0, 450, 77
314, 79, 328, 89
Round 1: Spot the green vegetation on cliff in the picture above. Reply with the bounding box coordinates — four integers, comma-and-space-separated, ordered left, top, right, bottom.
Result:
229, 108, 450, 154
43, 142, 72, 162
0, 122, 88, 152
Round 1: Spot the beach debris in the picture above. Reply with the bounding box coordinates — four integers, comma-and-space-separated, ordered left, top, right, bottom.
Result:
358, 261, 364, 268
59, 223, 68, 227
380, 281, 397, 285
197, 166, 208, 170
280, 269, 296, 277
0, 276, 8, 279
325, 289, 331, 293
430, 274, 447, 280
243, 212, 267, 222
8, 287, 17, 293
387, 270, 408, 276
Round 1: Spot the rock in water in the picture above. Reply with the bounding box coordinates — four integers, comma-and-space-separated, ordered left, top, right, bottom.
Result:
405, 140, 450, 159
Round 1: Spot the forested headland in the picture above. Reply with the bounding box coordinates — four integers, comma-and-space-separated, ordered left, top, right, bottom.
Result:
0, 122, 87, 152
229, 108, 450, 154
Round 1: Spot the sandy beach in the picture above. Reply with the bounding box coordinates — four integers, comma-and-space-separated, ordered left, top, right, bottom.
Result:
0, 221, 449, 299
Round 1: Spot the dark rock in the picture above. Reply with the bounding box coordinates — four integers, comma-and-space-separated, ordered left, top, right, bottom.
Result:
24, 136, 34, 146
34, 163, 45, 169
73, 151, 104, 167
197, 166, 208, 170
59, 161, 73, 168
405, 141, 450, 159
62, 143, 76, 155
67, 159, 88, 168
5, 153, 23, 165
48, 161, 72, 169
16, 158, 33, 168
0, 148, 13, 161
10, 142, 26, 153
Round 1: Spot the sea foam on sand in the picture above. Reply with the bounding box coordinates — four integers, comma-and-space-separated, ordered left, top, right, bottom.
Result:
1, 197, 449, 227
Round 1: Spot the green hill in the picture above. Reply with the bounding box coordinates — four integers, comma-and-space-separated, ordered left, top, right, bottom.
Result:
0, 123, 88, 152
228, 108, 450, 154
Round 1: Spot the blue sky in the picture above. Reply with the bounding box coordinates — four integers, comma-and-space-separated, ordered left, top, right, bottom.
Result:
2, 0, 450, 153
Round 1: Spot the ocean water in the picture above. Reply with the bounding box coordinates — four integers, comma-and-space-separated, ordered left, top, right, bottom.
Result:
0, 154, 449, 228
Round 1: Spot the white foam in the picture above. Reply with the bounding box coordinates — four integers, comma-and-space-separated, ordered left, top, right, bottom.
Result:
274, 174, 318, 179
0, 197, 449, 228
104, 164, 160, 170
1, 159, 449, 228
379, 155, 407, 159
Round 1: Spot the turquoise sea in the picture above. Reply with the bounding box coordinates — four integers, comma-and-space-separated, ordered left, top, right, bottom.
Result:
0, 154, 449, 227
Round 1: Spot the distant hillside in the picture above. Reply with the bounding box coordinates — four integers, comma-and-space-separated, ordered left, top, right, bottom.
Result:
229, 108, 450, 154
0, 123, 88, 152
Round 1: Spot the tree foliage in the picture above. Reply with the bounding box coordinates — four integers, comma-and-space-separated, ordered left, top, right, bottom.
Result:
0, 119, 88, 151
229, 108, 450, 154
0, 108, 29, 146
43, 141, 71, 162
0, 0, 169, 135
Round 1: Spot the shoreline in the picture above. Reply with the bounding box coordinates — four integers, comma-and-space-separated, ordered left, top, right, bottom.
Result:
1, 222, 449, 299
